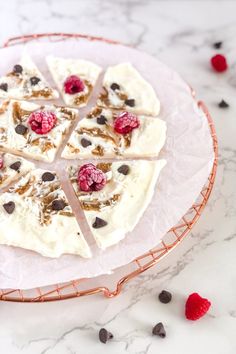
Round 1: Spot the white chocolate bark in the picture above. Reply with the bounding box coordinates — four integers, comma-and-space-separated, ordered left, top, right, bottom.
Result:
62, 107, 166, 159
0, 169, 91, 258
97, 63, 160, 116
0, 54, 59, 100
0, 100, 77, 162
69, 160, 166, 249
46, 56, 102, 108
0, 152, 34, 189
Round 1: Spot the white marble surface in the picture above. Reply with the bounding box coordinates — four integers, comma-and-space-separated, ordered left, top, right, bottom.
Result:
0, 0, 235, 353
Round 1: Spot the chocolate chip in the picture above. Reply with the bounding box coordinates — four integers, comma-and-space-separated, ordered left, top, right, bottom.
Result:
3, 201, 15, 214
30, 76, 41, 86
158, 290, 172, 304
97, 115, 107, 125
117, 164, 130, 175
99, 328, 113, 344
92, 217, 107, 229
152, 323, 166, 338
13, 64, 23, 74
125, 98, 135, 107
15, 124, 28, 135
42, 172, 55, 182
51, 199, 66, 211
9, 161, 21, 172
213, 41, 222, 49
218, 99, 229, 108
110, 83, 120, 91
81, 138, 92, 148
0, 83, 8, 92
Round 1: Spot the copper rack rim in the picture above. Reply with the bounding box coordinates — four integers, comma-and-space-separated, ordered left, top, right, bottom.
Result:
0, 33, 218, 302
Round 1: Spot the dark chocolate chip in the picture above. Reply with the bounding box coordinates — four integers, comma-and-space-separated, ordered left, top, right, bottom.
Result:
15, 124, 28, 135
213, 41, 222, 49
81, 138, 92, 148
92, 217, 107, 229
42, 172, 55, 182
99, 328, 113, 344
152, 323, 166, 338
158, 290, 172, 304
30, 76, 41, 86
0, 83, 8, 92
13, 64, 23, 74
125, 98, 135, 107
117, 164, 130, 175
9, 161, 21, 172
110, 83, 120, 91
3, 201, 15, 214
51, 199, 66, 211
218, 99, 229, 108
97, 115, 107, 125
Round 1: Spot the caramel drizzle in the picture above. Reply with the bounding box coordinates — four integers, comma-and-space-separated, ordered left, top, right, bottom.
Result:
97, 87, 128, 109
66, 143, 80, 154
87, 106, 102, 119
27, 87, 53, 99
14, 176, 36, 195
57, 107, 76, 121
12, 101, 34, 124
30, 137, 56, 152
96, 162, 112, 173
73, 80, 93, 106
0, 100, 10, 115
92, 145, 104, 156
77, 127, 117, 146
80, 194, 120, 211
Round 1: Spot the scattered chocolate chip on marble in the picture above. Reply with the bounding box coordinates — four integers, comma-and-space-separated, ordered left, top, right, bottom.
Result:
110, 83, 120, 91
81, 138, 92, 148
213, 41, 222, 49
42, 172, 55, 182
97, 115, 107, 125
92, 217, 108, 229
9, 161, 21, 172
159, 290, 172, 304
152, 322, 166, 338
0, 83, 8, 92
125, 98, 135, 107
3, 201, 15, 214
218, 99, 229, 108
117, 164, 130, 175
30, 76, 41, 86
52, 199, 66, 211
15, 124, 28, 135
13, 64, 23, 74
99, 328, 113, 344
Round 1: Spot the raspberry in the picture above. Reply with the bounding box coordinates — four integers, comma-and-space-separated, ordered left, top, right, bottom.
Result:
78, 163, 106, 192
28, 111, 57, 135
114, 111, 140, 135
0, 158, 3, 169
185, 293, 211, 321
211, 54, 228, 72
64, 75, 85, 94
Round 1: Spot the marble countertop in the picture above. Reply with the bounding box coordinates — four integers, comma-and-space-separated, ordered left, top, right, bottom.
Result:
0, 0, 235, 353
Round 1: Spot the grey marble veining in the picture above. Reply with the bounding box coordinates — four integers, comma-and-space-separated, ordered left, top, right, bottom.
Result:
0, 1, 236, 353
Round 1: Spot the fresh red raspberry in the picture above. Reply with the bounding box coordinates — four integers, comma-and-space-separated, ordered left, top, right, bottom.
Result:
0, 158, 3, 169
78, 163, 106, 192
114, 111, 140, 135
211, 54, 228, 72
64, 75, 85, 94
28, 111, 57, 135
185, 293, 211, 321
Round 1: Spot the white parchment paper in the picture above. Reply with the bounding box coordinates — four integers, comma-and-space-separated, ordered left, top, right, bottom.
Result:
0, 39, 214, 289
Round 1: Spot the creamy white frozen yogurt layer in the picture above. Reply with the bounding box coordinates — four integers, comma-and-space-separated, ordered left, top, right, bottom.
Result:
0, 100, 77, 162
0, 54, 59, 100
62, 106, 166, 159
46, 56, 102, 108
97, 63, 160, 116
0, 169, 91, 258
68, 160, 166, 249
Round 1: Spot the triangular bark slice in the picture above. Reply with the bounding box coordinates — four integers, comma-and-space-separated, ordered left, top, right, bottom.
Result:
97, 63, 160, 116
0, 100, 77, 162
0, 152, 34, 189
68, 160, 166, 249
0, 169, 91, 258
47, 56, 102, 108
0, 54, 59, 100
62, 106, 166, 159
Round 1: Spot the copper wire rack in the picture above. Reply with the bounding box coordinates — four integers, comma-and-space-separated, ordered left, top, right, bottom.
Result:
0, 33, 218, 302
